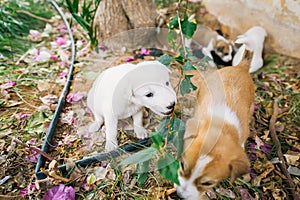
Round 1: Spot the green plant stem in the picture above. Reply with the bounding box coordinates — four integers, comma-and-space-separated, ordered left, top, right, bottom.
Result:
176, 0, 187, 57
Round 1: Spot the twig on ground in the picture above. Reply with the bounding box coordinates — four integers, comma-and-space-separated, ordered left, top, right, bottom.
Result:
40, 168, 70, 182
16, 10, 53, 23
269, 101, 299, 200
12, 138, 53, 161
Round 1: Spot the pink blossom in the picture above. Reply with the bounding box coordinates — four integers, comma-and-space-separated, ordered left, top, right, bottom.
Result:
40, 94, 58, 105
56, 37, 67, 46
98, 45, 107, 51
20, 184, 37, 196
26, 138, 37, 145
34, 50, 52, 62
59, 25, 68, 33
66, 92, 84, 103
50, 55, 58, 61
260, 85, 269, 91
239, 188, 255, 200
43, 184, 75, 200
29, 30, 42, 41
60, 111, 75, 125
1, 89, 8, 97
1, 80, 16, 89
29, 30, 41, 37
140, 47, 150, 56
250, 169, 257, 179
125, 57, 135, 62
24, 150, 39, 163
59, 71, 67, 79
260, 143, 272, 154
85, 107, 92, 114
18, 113, 31, 119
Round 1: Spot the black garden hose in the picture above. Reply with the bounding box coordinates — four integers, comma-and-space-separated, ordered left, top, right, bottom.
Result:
36, 138, 151, 180
35, 0, 76, 179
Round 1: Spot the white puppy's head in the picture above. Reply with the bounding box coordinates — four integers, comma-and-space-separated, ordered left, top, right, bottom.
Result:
132, 82, 176, 116
127, 61, 177, 116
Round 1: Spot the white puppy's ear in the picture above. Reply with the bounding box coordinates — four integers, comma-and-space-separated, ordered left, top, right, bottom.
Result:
130, 90, 139, 104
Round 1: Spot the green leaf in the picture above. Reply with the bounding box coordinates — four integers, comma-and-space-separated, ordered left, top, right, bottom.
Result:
151, 132, 164, 149
72, 13, 91, 31
168, 15, 179, 30
174, 54, 184, 64
157, 117, 171, 138
120, 147, 158, 166
182, 61, 196, 71
180, 75, 197, 96
157, 54, 175, 67
136, 161, 150, 186
86, 174, 96, 185
157, 153, 180, 185
167, 30, 177, 49
197, 56, 213, 70
181, 16, 197, 39
169, 116, 185, 158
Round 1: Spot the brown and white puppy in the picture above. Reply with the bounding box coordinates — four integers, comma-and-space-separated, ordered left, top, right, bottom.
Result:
187, 25, 235, 67
175, 51, 255, 199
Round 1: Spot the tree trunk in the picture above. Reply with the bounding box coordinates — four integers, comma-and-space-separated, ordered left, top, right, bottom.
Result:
93, 0, 158, 50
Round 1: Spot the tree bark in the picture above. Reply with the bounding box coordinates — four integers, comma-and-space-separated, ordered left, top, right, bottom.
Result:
93, 0, 158, 49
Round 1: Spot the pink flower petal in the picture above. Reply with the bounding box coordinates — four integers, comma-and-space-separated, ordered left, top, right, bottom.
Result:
66, 92, 84, 103
24, 150, 39, 163
56, 37, 67, 46
60, 111, 75, 125
50, 55, 58, 61
29, 30, 42, 41
43, 184, 75, 200
20, 185, 36, 196
59, 71, 67, 79
20, 188, 28, 196
1, 80, 16, 89
140, 47, 150, 56
18, 113, 31, 119
29, 30, 41, 37
35, 50, 51, 62
125, 57, 135, 62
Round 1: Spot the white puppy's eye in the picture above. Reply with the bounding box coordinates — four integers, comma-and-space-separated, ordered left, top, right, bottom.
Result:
145, 92, 154, 98
166, 81, 169, 86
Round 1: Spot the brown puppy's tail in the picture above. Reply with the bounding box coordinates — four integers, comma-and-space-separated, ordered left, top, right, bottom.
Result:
236, 47, 253, 71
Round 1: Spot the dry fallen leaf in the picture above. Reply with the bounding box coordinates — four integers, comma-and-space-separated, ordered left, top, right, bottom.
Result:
284, 153, 299, 166
252, 161, 275, 186
272, 189, 287, 200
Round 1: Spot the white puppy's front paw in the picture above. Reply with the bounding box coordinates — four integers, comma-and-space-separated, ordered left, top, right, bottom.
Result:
88, 121, 100, 133
105, 140, 118, 152
134, 126, 148, 139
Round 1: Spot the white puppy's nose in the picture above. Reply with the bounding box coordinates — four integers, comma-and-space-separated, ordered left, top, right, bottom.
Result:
167, 102, 176, 110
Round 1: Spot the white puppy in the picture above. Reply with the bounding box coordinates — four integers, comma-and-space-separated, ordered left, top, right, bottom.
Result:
87, 61, 177, 151
232, 26, 267, 73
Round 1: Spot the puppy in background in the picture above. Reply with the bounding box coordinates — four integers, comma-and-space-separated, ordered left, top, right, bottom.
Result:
232, 26, 267, 73
175, 50, 255, 199
187, 25, 235, 67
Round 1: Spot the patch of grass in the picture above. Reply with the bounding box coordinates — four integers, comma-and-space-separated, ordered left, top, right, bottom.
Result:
0, 0, 53, 58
